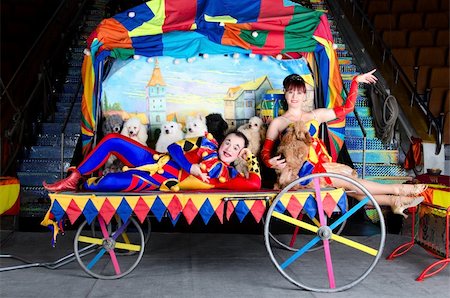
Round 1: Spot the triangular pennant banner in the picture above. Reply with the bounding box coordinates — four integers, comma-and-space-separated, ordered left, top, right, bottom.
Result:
133, 197, 150, 223
249, 200, 266, 223
50, 200, 65, 222
116, 198, 133, 224
285, 195, 303, 219
82, 199, 99, 224
151, 196, 167, 222
226, 201, 235, 221
322, 192, 337, 218
183, 199, 198, 225
215, 200, 225, 224
199, 198, 215, 225
66, 199, 82, 224
303, 194, 317, 219
99, 198, 116, 224
167, 195, 183, 220
234, 200, 250, 223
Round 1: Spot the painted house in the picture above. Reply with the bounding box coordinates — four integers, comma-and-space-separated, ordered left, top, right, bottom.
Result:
146, 59, 167, 138
223, 75, 273, 128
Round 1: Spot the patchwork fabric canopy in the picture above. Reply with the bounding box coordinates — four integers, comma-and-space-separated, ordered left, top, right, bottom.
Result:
81, 0, 346, 161
41, 189, 347, 244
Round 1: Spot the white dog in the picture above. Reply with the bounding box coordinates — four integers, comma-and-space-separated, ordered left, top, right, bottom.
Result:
121, 117, 148, 146
237, 116, 266, 156
184, 114, 208, 139
235, 116, 266, 177
103, 117, 148, 174
155, 121, 184, 153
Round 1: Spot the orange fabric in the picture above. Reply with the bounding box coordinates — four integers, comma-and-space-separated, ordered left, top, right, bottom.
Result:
404, 137, 423, 170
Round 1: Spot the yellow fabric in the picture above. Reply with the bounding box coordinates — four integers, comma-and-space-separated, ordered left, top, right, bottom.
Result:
0, 179, 20, 215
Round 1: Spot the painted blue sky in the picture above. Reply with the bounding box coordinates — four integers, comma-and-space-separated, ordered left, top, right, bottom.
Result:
102, 54, 311, 120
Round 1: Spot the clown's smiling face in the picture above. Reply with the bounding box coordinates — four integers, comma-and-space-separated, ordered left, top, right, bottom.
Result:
218, 133, 245, 164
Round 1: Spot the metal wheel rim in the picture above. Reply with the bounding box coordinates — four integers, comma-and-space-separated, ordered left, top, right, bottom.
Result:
264, 172, 386, 292
74, 217, 145, 279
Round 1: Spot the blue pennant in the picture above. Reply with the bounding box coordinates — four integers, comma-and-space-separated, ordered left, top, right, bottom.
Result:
51, 200, 65, 222
274, 200, 286, 214
199, 198, 215, 225
116, 198, 133, 224
151, 196, 166, 222
337, 192, 347, 214
303, 194, 318, 219
169, 213, 181, 226
235, 200, 250, 223
82, 199, 99, 225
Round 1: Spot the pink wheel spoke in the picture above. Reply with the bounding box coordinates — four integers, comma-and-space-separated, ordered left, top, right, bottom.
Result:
108, 249, 121, 275
313, 177, 336, 289
98, 216, 110, 239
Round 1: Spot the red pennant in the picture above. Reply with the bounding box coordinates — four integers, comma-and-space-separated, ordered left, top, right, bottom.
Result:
226, 201, 235, 221
134, 197, 150, 223
322, 193, 337, 218
250, 200, 266, 223
286, 195, 303, 220
66, 199, 82, 224
167, 195, 183, 220
215, 201, 225, 224
182, 199, 198, 225
99, 198, 116, 224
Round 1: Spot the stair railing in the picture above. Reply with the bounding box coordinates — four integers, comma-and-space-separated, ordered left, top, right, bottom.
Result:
344, 0, 443, 155
60, 79, 83, 178
0, 0, 89, 176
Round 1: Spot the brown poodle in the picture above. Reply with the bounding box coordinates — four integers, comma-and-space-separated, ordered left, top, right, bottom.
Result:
274, 120, 312, 190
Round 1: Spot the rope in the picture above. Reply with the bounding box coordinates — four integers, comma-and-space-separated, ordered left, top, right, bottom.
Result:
370, 86, 399, 145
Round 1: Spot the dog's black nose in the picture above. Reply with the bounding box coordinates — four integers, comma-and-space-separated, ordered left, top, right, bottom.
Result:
165, 129, 170, 134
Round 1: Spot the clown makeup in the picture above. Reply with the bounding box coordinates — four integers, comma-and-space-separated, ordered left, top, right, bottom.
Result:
218, 133, 246, 164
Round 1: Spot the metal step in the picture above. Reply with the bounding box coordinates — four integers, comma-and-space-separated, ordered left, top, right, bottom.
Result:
350, 106, 371, 117
345, 136, 392, 150
349, 149, 399, 164
26, 145, 76, 159
17, 172, 61, 187
345, 127, 376, 138
18, 159, 71, 173
353, 163, 408, 178
345, 116, 374, 128
40, 122, 80, 135
35, 134, 79, 147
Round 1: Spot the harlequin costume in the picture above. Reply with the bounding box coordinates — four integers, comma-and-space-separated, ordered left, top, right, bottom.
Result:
43, 133, 261, 192
261, 77, 359, 186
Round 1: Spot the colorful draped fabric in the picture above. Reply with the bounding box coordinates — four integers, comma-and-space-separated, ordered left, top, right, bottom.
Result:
81, 0, 346, 158
41, 188, 347, 244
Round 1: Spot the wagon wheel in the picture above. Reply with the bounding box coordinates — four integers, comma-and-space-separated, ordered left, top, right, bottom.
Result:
264, 173, 386, 292
267, 196, 347, 252
74, 216, 145, 279
113, 216, 151, 256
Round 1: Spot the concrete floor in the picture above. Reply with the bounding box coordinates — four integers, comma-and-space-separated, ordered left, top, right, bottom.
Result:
0, 229, 449, 298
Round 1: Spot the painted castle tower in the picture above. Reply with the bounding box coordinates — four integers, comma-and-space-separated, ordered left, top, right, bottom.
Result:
145, 58, 166, 139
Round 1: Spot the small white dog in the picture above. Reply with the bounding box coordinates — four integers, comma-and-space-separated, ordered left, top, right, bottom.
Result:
236, 116, 267, 177
103, 117, 148, 174
155, 121, 184, 153
237, 116, 266, 156
121, 117, 148, 146
184, 114, 208, 139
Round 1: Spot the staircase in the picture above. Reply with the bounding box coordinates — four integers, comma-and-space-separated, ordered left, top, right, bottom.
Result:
16, 1, 108, 220
323, 5, 409, 184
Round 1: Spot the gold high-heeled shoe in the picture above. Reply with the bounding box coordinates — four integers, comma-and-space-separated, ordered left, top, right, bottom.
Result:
392, 196, 424, 218
399, 184, 428, 197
